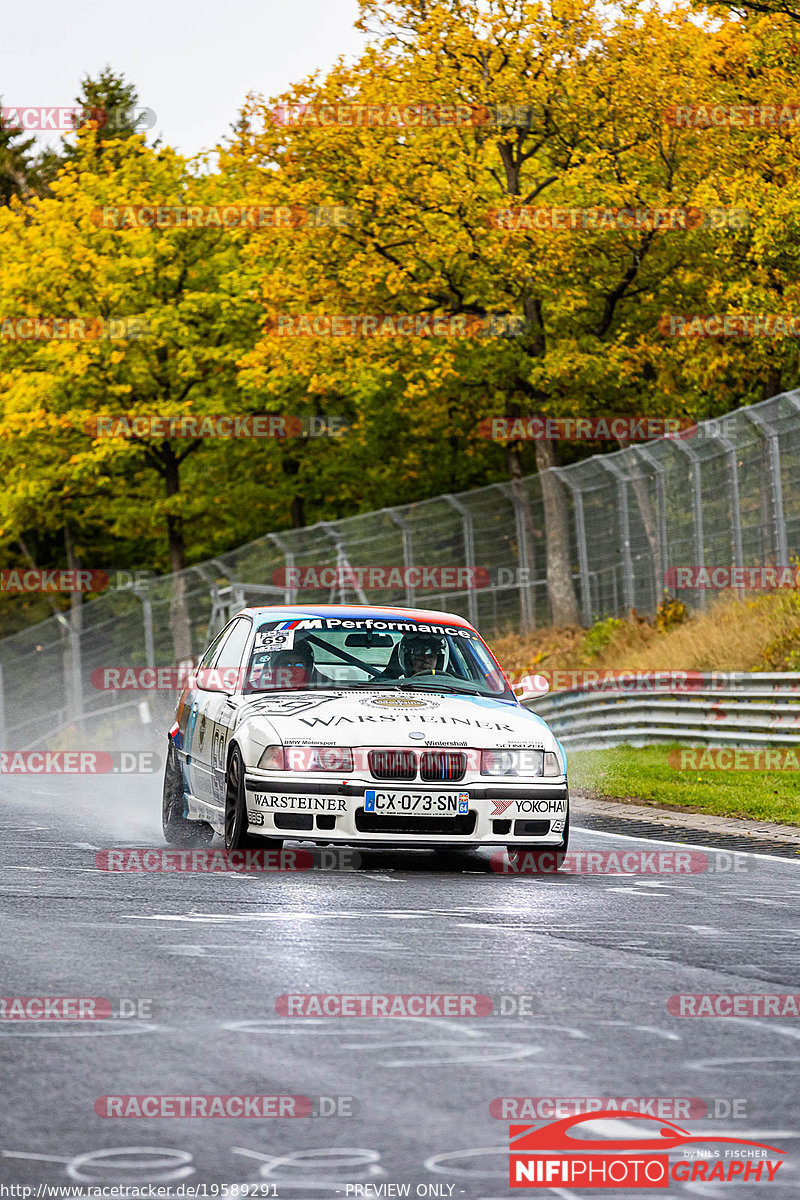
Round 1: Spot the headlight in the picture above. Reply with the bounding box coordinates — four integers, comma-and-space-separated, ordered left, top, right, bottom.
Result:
258, 744, 354, 772
543, 751, 563, 777
258, 745, 285, 770
302, 746, 354, 771
481, 749, 544, 777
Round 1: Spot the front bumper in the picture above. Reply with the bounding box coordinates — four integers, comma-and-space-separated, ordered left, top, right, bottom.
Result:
243, 774, 568, 846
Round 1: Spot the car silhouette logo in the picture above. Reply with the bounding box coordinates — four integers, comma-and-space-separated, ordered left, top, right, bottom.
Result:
510, 1111, 784, 1155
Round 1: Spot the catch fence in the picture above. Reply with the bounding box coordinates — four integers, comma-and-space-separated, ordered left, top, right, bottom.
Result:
1, 389, 799, 748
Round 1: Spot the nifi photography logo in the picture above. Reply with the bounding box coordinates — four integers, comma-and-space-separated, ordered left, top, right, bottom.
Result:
508, 1111, 784, 1188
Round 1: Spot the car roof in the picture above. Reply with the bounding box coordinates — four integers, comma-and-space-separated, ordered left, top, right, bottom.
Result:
237, 603, 475, 630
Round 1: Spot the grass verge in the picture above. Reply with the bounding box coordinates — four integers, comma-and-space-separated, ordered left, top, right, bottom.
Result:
568, 744, 800, 826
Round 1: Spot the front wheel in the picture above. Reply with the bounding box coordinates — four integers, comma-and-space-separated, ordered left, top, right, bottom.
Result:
224, 746, 284, 851
507, 811, 570, 872
162, 741, 214, 846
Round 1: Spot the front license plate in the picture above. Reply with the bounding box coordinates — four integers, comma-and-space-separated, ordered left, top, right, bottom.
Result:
364, 790, 469, 816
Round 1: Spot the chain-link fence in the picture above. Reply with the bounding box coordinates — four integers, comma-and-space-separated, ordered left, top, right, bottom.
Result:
2, 388, 799, 749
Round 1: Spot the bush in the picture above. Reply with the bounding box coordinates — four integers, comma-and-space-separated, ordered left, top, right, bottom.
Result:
582, 616, 624, 660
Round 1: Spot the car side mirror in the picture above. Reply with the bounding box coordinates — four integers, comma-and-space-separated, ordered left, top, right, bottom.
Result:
196, 667, 240, 694
513, 673, 550, 703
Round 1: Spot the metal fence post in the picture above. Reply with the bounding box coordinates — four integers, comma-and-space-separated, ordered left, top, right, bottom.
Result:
210, 559, 247, 613
553, 469, 592, 625
67, 616, 83, 727
669, 438, 707, 611
744, 409, 789, 564
634, 445, 668, 608
128, 587, 156, 669
52, 612, 83, 727
320, 523, 369, 605
499, 483, 535, 632
442, 494, 478, 627
706, 432, 744, 569
388, 510, 415, 608
268, 533, 297, 605
598, 458, 634, 614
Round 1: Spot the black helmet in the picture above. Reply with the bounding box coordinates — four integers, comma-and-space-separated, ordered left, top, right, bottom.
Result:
398, 632, 446, 675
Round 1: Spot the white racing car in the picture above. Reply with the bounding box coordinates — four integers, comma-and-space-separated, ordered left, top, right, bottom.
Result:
162, 605, 569, 863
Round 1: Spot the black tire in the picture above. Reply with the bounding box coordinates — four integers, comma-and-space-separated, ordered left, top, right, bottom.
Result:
162, 740, 214, 846
224, 745, 284, 851
507, 810, 570, 872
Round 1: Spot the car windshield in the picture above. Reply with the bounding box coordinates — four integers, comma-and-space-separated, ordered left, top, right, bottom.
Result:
243, 617, 514, 698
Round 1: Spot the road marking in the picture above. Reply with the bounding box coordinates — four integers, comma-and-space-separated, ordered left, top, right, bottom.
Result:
424, 1146, 506, 1178
0, 1021, 161, 1039
573, 823, 800, 863
2, 1151, 73, 1162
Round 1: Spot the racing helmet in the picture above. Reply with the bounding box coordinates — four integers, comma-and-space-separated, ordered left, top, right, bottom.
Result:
398, 632, 447, 675
262, 642, 314, 688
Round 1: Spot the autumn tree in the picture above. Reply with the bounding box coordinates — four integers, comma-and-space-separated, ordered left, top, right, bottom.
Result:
0, 130, 278, 655
226, 0, 749, 624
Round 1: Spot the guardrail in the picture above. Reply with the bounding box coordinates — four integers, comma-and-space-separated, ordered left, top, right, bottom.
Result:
525, 673, 800, 749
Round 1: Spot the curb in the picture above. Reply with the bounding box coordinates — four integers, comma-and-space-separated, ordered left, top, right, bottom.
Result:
572, 789, 800, 853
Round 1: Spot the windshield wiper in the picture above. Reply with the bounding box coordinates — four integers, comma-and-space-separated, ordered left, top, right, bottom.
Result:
394, 681, 487, 697
350, 679, 400, 688
348, 679, 505, 698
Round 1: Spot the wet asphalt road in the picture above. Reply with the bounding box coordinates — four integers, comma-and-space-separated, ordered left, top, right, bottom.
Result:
1, 775, 799, 1199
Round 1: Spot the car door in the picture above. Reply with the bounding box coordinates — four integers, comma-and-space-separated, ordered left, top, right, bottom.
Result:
187, 621, 237, 804
204, 616, 253, 816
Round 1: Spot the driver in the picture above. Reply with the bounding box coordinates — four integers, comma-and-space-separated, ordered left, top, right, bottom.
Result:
259, 643, 315, 690
398, 632, 447, 676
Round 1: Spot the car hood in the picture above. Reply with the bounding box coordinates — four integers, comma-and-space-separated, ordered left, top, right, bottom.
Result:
233, 688, 558, 751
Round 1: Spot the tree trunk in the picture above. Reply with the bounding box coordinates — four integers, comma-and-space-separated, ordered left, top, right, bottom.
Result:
762, 364, 782, 402
290, 493, 305, 529
534, 438, 580, 626
507, 442, 542, 630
